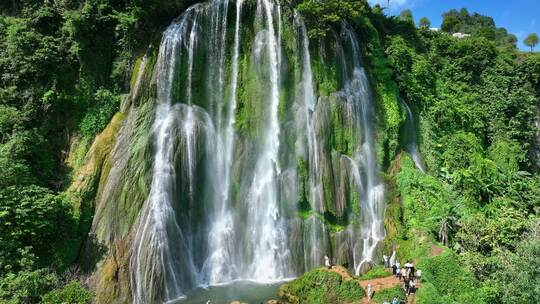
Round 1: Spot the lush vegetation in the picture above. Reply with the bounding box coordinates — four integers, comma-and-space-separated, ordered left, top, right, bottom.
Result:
369, 6, 540, 304
358, 265, 392, 280
1, 0, 538, 303
0, 0, 196, 301
440, 8, 517, 47
372, 286, 406, 304
294, 0, 365, 38
525, 33, 539, 52
278, 268, 365, 304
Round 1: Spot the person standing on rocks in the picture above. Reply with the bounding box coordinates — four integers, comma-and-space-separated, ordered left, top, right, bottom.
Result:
324, 255, 331, 269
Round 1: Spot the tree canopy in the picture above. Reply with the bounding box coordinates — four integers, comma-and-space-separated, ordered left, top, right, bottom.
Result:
524, 33, 539, 51
419, 17, 430, 29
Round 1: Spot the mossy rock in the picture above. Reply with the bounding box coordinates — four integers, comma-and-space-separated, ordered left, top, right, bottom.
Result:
278, 268, 364, 304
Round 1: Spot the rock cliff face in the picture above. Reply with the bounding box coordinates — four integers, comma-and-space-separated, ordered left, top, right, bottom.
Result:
68, 0, 403, 302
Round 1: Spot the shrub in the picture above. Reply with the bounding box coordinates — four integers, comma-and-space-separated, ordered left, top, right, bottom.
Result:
0, 185, 74, 272
279, 268, 364, 304
41, 281, 93, 304
358, 266, 392, 280
418, 250, 487, 304
0, 268, 59, 304
416, 282, 443, 304
78, 89, 119, 136
372, 285, 406, 304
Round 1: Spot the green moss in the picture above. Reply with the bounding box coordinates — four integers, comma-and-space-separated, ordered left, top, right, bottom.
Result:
349, 188, 361, 225
297, 158, 311, 212
329, 99, 356, 156
130, 57, 143, 89
235, 52, 262, 139
66, 135, 92, 175
352, 15, 404, 169
311, 55, 339, 96
321, 172, 334, 211
279, 268, 364, 304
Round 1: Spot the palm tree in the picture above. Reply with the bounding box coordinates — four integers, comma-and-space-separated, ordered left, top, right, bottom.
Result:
524, 33, 539, 52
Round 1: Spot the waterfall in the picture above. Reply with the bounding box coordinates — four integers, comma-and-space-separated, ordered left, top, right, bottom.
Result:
244, 0, 292, 281
130, 9, 203, 303
202, 0, 241, 284
400, 98, 426, 172
125, 1, 387, 302
295, 13, 328, 271
339, 26, 385, 275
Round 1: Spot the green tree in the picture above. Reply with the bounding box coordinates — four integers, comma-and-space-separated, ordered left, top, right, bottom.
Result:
441, 9, 461, 33
493, 220, 540, 303
41, 281, 93, 304
296, 0, 365, 38
0, 268, 59, 304
524, 33, 539, 52
419, 17, 431, 29
399, 9, 414, 24
0, 186, 74, 272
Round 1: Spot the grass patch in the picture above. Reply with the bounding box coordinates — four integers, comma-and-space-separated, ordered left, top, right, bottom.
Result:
279, 268, 364, 304
358, 266, 392, 280
372, 285, 406, 304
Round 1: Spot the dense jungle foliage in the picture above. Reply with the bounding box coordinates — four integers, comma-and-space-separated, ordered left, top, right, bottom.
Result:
376, 8, 540, 304
0, 0, 538, 303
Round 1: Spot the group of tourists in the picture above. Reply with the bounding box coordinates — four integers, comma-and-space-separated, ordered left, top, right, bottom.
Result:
383, 253, 421, 297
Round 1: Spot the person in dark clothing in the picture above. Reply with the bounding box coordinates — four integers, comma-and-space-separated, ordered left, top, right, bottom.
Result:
392, 264, 397, 275
409, 280, 416, 295
403, 276, 410, 295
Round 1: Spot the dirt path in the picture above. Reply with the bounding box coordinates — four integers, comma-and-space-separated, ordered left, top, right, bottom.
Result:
324, 266, 421, 304
328, 265, 354, 280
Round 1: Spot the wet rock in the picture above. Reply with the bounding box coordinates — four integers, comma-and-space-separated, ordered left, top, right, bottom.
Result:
331, 229, 352, 267
302, 214, 329, 270
287, 218, 305, 275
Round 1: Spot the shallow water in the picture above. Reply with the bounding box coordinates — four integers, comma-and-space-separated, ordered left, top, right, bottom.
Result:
173, 280, 283, 304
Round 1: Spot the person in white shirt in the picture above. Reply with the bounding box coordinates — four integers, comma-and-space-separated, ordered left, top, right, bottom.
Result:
324, 255, 331, 269
415, 269, 422, 282
367, 284, 374, 300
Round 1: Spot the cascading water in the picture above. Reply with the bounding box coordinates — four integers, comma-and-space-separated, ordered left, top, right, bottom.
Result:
201, 0, 241, 285
295, 14, 329, 271
125, 0, 386, 302
339, 26, 385, 275
244, 0, 293, 281
400, 98, 426, 172
130, 11, 202, 303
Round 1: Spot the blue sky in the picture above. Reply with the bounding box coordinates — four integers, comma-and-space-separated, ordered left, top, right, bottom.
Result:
368, 0, 539, 51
